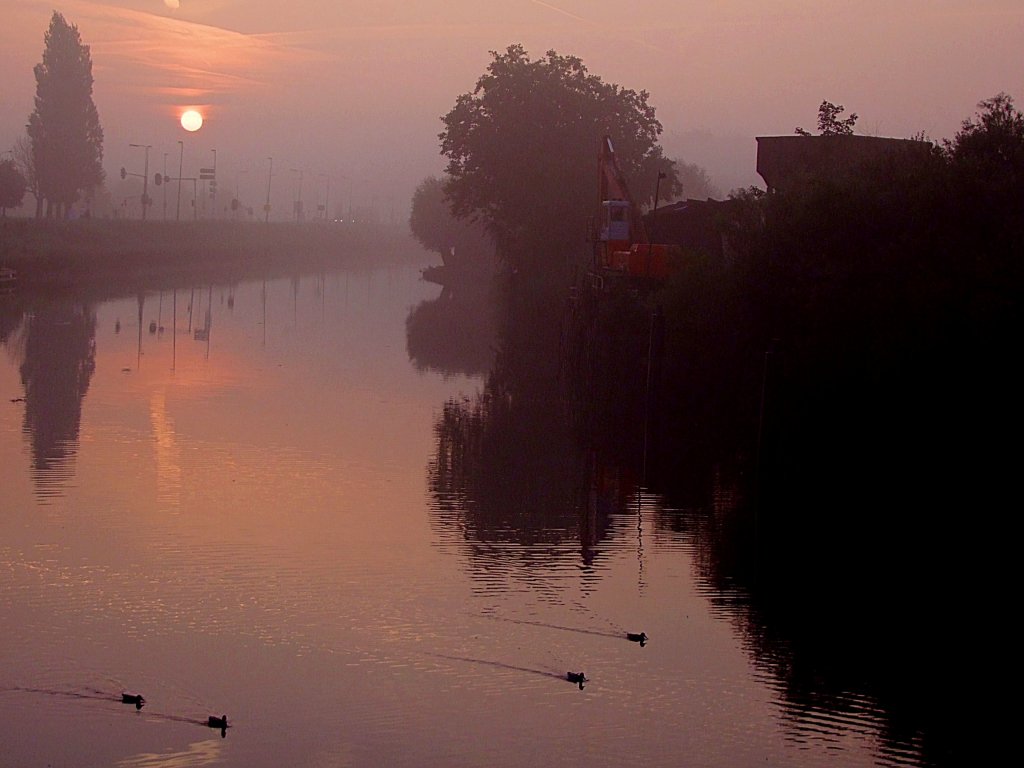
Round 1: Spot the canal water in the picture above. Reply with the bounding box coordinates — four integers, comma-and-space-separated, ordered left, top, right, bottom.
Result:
1, 260, 943, 767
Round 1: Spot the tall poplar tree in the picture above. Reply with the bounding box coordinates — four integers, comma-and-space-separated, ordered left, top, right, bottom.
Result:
27, 12, 104, 219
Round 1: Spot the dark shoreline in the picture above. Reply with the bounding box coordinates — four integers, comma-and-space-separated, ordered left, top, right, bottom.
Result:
0, 218, 428, 298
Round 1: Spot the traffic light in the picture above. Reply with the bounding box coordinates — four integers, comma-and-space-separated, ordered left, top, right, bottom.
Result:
154, 173, 162, 186
120, 167, 126, 179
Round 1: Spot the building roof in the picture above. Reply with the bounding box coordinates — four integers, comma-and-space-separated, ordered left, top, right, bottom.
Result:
755, 135, 932, 193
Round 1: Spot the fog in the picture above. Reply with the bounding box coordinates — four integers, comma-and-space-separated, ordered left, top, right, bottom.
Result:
2, 0, 1021, 214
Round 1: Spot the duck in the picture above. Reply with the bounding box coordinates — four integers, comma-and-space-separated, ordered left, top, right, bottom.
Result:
208, 714, 229, 730
566, 672, 588, 689
121, 693, 145, 709
627, 632, 648, 646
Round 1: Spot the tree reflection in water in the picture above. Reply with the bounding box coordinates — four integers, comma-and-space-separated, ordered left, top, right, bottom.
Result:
406, 279, 498, 378
426, 292, 647, 578
5, 297, 97, 499
654, 471, 963, 768
423, 277, 963, 768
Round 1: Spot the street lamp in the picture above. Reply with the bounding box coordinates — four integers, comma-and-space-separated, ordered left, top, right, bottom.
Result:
176, 140, 184, 222
127, 144, 152, 220
162, 152, 168, 219
336, 174, 349, 220
264, 156, 273, 223
290, 168, 304, 222
319, 173, 330, 221
210, 148, 217, 218
235, 168, 248, 219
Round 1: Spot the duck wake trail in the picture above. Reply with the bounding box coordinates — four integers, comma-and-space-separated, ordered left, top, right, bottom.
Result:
424, 652, 567, 682
480, 614, 625, 640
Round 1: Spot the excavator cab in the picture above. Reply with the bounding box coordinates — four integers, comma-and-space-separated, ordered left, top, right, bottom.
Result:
597, 199, 634, 272
594, 135, 680, 281
600, 200, 631, 244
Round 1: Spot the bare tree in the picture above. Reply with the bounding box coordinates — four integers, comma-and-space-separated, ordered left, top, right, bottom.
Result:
13, 135, 41, 218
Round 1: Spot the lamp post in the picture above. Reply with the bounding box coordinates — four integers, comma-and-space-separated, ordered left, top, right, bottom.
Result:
337, 174, 349, 220
176, 140, 184, 222
319, 173, 330, 221
162, 152, 168, 219
129, 144, 151, 221
210, 148, 217, 218
290, 168, 304, 222
235, 168, 248, 220
264, 156, 273, 223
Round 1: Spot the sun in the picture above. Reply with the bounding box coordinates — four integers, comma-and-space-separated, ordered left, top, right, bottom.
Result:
180, 110, 203, 132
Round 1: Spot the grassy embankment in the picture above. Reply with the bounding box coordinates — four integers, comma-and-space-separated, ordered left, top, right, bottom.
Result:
0, 218, 425, 296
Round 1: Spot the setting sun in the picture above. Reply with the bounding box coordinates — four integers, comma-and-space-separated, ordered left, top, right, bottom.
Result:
180, 109, 203, 131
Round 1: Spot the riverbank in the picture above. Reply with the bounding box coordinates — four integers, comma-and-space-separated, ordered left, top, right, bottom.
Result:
0, 218, 424, 295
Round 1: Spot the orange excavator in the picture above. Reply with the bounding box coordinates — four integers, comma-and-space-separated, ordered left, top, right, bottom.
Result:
594, 135, 679, 281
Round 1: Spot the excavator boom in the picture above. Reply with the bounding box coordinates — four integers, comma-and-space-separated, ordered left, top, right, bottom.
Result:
599, 136, 648, 244
594, 136, 679, 281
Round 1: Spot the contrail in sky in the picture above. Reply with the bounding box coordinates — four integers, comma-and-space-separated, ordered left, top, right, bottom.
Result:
529, 0, 669, 54
530, 0, 594, 25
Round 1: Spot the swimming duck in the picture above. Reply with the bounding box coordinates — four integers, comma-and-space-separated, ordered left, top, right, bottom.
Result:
208, 715, 228, 729
627, 632, 648, 646
566, 672, 587, 689
121, 693, 145, 709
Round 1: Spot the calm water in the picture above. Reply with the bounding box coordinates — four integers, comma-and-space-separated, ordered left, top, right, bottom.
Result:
1, 261, 939, 767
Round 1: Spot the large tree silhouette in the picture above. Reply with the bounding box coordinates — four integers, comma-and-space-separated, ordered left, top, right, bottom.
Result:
27, 12, 104, 219
440, 45, 678, 288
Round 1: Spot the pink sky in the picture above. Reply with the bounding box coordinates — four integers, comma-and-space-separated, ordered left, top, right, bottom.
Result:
1, 0, 1021, 213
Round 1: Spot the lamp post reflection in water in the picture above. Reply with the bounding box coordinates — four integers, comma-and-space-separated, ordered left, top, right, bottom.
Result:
136, 293, 144, 368
193, 285, 213, 359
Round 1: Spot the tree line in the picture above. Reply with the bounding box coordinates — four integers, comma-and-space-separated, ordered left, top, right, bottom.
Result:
645, 92, 1023, 542
412, 43, 1022, 539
